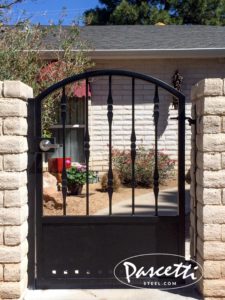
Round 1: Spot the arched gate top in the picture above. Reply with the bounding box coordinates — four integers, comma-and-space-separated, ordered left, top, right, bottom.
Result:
35, 69, 185, 102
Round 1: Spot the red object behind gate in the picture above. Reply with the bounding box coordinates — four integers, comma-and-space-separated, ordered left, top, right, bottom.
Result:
48, 158, 71, 173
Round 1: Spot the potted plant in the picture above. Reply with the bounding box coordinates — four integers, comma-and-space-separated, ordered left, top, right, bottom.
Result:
88, 170, 99, 184
66, 165, 86, 195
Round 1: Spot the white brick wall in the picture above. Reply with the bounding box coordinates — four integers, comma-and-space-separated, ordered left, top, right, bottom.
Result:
88, 58, 225, 171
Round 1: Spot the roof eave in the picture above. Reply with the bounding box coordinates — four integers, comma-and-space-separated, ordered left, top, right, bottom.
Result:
88, 49, 225, 59
39, 48, 225, 60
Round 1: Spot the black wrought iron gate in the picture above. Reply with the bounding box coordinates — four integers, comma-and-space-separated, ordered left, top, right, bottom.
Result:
28, 69, 186, 289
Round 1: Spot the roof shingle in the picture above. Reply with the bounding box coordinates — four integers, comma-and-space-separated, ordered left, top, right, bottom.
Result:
78, 25, 225, 50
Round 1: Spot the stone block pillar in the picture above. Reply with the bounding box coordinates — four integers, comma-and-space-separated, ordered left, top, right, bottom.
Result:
0, 81, 33, 300
191, 78, 225, 299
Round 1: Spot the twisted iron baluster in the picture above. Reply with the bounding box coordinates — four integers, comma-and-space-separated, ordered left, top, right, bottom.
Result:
131, 78, 136, 215
61, 86, 67, 215
84, 79, 90, 215
153, 85, 159, 216
107, 76, 113, 215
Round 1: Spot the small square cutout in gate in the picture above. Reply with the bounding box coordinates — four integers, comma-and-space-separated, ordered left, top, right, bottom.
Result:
74, 270, 79, 274
63, 270, 68, 275
52, 270, 57, 275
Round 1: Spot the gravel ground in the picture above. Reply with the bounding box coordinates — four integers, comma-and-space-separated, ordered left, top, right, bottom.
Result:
43, 180, 177, 216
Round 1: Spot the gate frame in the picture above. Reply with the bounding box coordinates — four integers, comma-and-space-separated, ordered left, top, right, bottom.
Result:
28, 69, 186, 289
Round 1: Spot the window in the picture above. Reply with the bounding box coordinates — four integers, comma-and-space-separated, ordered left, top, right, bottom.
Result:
49, 96, 85, 163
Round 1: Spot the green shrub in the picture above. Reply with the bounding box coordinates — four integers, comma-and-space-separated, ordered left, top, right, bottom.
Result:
112, 146, 175, 188
0, 24, 94, 137
101, 170, 121, 192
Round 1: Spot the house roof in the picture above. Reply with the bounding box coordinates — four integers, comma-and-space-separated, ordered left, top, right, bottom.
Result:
79, 25, 225, 50
42, 25, 225, 59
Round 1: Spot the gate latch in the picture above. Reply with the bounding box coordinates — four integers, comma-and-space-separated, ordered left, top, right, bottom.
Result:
185, 117, 196, 126
39, 138, 61, 152
170, 116, 196, 126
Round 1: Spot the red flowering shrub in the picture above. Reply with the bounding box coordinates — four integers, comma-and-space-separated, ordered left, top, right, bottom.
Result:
112, 147, 175, 187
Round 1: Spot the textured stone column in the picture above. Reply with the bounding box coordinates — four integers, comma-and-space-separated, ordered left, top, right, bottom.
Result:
191, 78, 225, 299
0, 81, 33, 300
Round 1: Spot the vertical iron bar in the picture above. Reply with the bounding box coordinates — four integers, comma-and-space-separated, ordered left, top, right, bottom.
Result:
35, 97, 43, 286
193, 105, 197, 260
178, 95, 186, 257
27, 98, 36, 288
107, 76, 113, 215
61, 86, 67, 215
153, 85, 159, 216
84, 79, 90, 215
131, 78, 136, 215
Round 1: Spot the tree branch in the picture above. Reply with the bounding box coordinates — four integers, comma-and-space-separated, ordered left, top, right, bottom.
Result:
0, 0, 23, 10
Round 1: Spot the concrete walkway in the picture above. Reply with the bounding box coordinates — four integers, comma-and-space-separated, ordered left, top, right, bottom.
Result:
25, 287, 202, 300
96, 186, 190, 216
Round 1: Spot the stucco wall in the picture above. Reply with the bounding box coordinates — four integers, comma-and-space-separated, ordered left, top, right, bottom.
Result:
89, 58, 225, 172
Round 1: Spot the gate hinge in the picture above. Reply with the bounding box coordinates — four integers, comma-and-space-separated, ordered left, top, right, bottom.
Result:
170, 116, 196, 126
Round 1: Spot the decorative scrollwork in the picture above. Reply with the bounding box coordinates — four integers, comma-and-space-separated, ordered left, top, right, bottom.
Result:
172, 70, 183, 110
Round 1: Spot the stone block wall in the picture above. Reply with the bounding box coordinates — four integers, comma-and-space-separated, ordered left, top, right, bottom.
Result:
0, 81, 33, 300
191, 78, 225, 299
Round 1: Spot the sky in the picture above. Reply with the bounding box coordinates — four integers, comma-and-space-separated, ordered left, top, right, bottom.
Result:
9, 0, 100, 25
